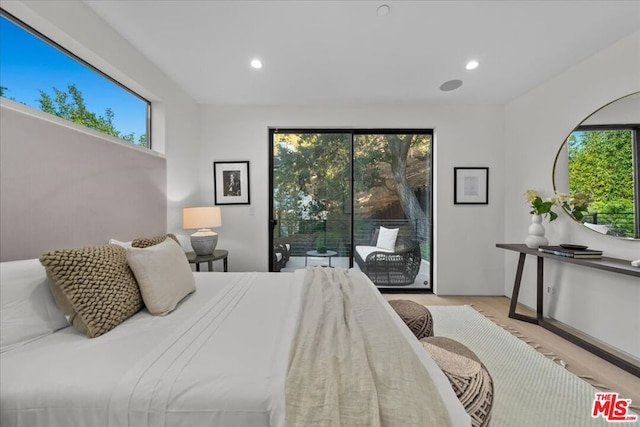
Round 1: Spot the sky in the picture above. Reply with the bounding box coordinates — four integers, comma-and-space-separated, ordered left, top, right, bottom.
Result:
0, 15, 147, 140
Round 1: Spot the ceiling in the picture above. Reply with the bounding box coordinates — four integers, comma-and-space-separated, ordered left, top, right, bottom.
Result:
84, 1, 640, 106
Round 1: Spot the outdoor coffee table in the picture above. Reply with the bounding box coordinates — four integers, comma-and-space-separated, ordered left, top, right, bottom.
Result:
305, 250, 338, 267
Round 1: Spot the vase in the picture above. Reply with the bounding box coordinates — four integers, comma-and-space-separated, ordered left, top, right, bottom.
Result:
525, 214, 549, 249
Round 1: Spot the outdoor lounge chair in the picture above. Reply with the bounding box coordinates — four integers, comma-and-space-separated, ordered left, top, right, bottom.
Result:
272, 241, 291, 272
354, 237, 422, 286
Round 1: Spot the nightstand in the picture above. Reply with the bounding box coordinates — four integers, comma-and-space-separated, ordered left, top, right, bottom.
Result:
186, 249, 228, 272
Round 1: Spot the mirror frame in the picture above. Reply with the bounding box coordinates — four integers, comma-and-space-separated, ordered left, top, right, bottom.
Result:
552, 91, 640, 240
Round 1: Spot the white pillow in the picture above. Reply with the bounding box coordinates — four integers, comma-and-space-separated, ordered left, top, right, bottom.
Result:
376, 226, 399, 251
109, 238, 133, 248
127, 238, 195, 316
0, 258, 68, 352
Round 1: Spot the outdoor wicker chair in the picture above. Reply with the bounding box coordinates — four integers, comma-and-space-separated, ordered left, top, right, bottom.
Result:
354, 237, 422, 286
272, 241, 291, 272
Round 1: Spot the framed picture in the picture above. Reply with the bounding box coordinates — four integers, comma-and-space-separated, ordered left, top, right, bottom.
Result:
214, 161, 250, 205
454, 167, 489, 204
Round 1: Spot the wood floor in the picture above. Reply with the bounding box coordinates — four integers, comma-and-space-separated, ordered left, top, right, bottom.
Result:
383, 294, 640, 409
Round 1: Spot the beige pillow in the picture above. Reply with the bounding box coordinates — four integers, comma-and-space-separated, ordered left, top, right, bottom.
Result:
39, 245, 143, 338
127, 238, 195, 315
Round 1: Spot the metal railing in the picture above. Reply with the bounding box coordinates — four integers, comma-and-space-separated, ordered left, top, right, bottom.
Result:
581, 212, 637, 238
273, 218, 424, 257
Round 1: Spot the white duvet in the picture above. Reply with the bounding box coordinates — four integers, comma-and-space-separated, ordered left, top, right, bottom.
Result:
0, 269, 469, 427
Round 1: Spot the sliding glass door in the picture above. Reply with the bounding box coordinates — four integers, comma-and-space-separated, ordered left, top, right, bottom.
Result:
270, 131, 352, 270
269, 129, 432, 291
353, 132, 432, 289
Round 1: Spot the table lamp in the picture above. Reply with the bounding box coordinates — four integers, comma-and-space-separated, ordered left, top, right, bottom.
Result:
183, 207, 222, 255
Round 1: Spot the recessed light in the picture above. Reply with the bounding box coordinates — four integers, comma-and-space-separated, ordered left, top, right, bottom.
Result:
440, 79, 463, 92
465, 60, 479, 70
377, 4, 390, 16
250, 59, 263, 69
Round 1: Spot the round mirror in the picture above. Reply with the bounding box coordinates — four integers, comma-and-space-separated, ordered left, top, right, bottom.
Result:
553, 92, 640, 240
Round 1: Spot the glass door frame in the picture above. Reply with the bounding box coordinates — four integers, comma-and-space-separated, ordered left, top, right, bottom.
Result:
268, 128, 434, 293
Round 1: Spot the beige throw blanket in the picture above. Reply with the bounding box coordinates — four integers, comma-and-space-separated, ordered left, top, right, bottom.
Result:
285, 267, 452, 427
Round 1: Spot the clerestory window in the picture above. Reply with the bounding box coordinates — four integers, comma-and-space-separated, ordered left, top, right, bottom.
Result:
0, 10, 151, 148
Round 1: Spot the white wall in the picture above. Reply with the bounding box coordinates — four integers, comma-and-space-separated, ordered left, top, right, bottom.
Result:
199, 104, 506, 295
2, 1, 201, 238
504, 32, 640, 357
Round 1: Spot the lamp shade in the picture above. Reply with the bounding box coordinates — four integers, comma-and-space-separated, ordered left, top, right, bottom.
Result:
183, 207, 222, 230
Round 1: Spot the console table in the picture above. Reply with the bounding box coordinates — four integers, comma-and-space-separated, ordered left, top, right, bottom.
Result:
497, 243, 639, 377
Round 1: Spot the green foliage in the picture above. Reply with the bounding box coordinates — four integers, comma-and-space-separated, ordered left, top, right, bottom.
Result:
567, 129, 634, 236
420, 242, 430, 259
273, 133, 351, 222
531, 196, 558, 221
354, 134, 431, 242
565, 202, 588, 222
353, 134, 430, 195
37, 84, 148, 148
524, 190, 558, 222
314, 236, 327, 252
552, 192, 592, 222
568, 130, 633, 202
274, 133, 431, 221
0, 85, 24, 104
273, 132, 431, 251
591, 199, 635, 236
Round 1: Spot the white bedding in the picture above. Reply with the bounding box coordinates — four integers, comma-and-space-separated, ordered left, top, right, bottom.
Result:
0, 269, 469, 427
287, 268, 456, 426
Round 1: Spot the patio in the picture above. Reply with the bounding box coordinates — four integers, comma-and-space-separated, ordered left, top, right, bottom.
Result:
281, 256, 431, 290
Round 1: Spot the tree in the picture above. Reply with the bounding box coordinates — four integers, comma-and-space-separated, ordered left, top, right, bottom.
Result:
273, 132, 430, 243
0, 86, 24, 104
274, 133, 351, 228
37, 84, 148, 148
356, 134, 430, 241
568, 129, 634, 235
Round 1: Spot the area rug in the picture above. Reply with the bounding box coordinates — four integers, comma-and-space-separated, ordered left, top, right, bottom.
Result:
427, 305, 639, 427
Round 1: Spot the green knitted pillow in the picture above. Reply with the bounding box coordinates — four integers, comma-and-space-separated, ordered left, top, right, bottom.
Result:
39, 244, 143, 338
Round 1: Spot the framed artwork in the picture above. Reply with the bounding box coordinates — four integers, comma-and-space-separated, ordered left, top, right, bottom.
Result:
214, 161, 250, 205
454, 167, 489, 204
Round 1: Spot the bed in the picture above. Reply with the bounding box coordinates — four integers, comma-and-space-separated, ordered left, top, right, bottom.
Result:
0, 247, 470, 426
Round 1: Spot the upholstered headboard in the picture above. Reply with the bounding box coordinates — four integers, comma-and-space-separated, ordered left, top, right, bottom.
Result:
0, 100, 167, 261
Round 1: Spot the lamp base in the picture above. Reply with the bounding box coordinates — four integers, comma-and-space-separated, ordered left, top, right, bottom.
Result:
190, 230, 218, 256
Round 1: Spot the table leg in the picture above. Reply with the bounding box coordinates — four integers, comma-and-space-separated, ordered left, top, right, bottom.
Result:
508, 252, 538, 324
207, 260, 213, 271
537, 256, 544, 321
223, 257, 228, 272
329, 257, 332, 267
195, 263, 200, 272
305, 256, 308, 267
